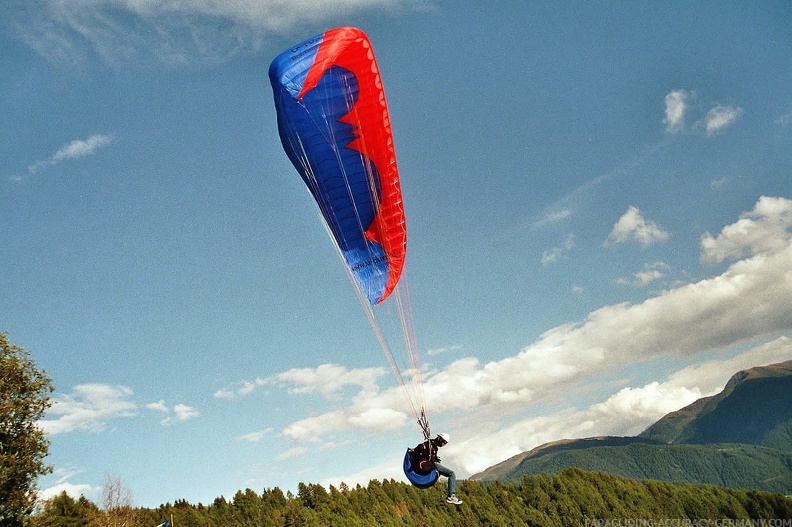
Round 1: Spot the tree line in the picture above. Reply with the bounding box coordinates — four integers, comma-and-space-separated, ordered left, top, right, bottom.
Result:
34, 469, 792, 526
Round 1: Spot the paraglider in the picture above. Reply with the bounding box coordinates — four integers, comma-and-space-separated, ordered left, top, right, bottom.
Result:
269, 27, 455, 497
407, 433, 462, 504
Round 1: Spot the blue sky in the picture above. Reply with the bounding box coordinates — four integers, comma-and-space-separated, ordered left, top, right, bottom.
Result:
2, 0, 791, 508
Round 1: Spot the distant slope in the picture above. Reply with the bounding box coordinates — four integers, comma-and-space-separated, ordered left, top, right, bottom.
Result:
640, 360, 792, 450
473, 440, 792, 494
472, 360, 792, 493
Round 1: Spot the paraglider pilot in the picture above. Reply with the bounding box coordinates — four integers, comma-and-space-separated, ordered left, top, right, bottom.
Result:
413, 433, 462, 505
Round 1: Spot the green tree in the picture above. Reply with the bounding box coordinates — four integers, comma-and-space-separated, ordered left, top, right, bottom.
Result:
32, 491, 94, 527
0, 332, 54, 526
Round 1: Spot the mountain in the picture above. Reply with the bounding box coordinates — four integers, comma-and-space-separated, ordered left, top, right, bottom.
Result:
472, 360, 792, 492
640, 360, 792, 450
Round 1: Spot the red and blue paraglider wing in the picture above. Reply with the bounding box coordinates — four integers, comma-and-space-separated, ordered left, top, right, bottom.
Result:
269, 27, 406, 305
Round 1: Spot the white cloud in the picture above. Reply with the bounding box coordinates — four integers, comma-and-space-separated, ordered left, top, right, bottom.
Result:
173, 403, 199, 421
427, 344, 462, 356
39, 386, 199, 433
277, 446, 308, 461
38, 481, 97, 502
276, 363, 385, 399
664, 89, 691, 133
273, 197, 792, 456
704, 104, 743, 136
633, 269, 664, 286
320, 459, 406, 489
214, 377, 268, 399
586, 382, 705, 434
775, 110, 792, 127
39, 384, 138, 434
662, 89, 742, 137
700, 195, 792, 264
615, 261, 670, 287
14, 1, 417, 67
28, 134, 113, 174
281, 394, 410, 442
73, 0, 408, 27
51, 134, 114, 163
533, 208, 573, 228
146, 400, 169, 413
239, 429, 273, 443
37, 466, 97, 502
541, 233, 575, 266
146, 400, 199, 425
453, 336, 792, 475
217, 364, 387, 401
710, 177, 730, 189
348, 407, 407, 430
666, 336, 792, 390
606, 206, 669, 247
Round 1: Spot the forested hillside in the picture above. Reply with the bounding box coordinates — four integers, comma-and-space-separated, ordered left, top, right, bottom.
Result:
473, 361, 792, 492
640, 361, 792, 449
35, 468, 792, 526
474, 441, 792, 493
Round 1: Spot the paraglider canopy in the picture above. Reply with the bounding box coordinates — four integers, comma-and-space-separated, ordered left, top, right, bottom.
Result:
269, 26, 406, 306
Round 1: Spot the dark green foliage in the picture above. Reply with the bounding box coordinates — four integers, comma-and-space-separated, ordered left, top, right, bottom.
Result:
31, 469, 792, 526
33, 492, 96, 527
1, 333, 54, 526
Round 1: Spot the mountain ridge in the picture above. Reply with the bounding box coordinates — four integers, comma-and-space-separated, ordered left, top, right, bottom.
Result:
471, 359, 792, 492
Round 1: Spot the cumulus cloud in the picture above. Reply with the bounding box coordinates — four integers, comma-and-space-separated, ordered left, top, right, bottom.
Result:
40, 385, 199, 433
281, 393, 409, 442
272, 197, 792, 467
38, 481, 96, 502
666, 336, 792, 390
606, 206, 669, 247
700, 195, 792, 264
28, 134, 113, 174
39, 384, 138, 434
454, 336, 792, 475
214, 364, 385, 399
216, 363, 386, 402
276, 363, 385, 399
173, 404, 199, 421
